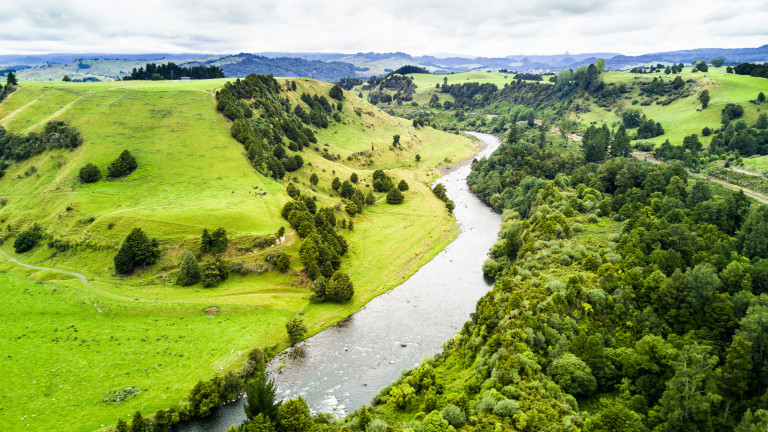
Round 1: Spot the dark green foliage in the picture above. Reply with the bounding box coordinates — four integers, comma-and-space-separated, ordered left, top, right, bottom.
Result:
115, 418, 128, 432
739, 205, 768, 259
130, 411, 145, 432
176, 252, 200, 286
733, 62, 768, 78
200, 257, 229, 287
78, 163, 101, 183
331, 177, 341, 190
6, 72, 18, 86
722, 103, 745, 122
113, 228, 160, 274
329, 84, 344, 101
699, 89, 710, 109
390, 65, 430, 75
13, 225, 41, 253
0, 120, 82, 163
106, 150, 138, 178
386, 187, 404, 204
125, 62, 224, 80
309, 173, 319, 186
286, 182, 299, 198
188, 380, 221, 418
712, 57, 726, 67
340, 180, 355, 199
759, 92, 766, 103
201, 227, 228, 255
349, 172, 358, 183
326, 271, 354, 302
244, 372, 281, 422
285, 316, 307, 345
276, 254, 290, 272
277, 398, 312, 432
582, 124, 610, 163
397, 179, 409, 191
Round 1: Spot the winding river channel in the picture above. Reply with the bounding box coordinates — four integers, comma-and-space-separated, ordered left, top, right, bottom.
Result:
177, 132, 502, 432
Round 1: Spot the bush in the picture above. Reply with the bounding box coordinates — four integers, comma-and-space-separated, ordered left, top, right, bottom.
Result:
366, 419, 387, 432
548, 353, 597, 396
113, 228, 160, 274
587, 213, 599, 223
13, 226, 41, 253
276, 253, 290, 273
441, 404, 466, 427
326, 271, 354, 302
286, 316, 307, 345
560, 255, 572, 266
572, 222, 583, 233
106, 150, 138, 178
177, 252, 200, 286
386, 187, 404, 204
397, 180, 409, 191
482, 259, 501, 279
200, 257, 229, 287
78, 163, 101, 183
493, 399, 520, 417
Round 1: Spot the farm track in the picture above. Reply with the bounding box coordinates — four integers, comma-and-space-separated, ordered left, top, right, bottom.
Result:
0, 249, 88, 285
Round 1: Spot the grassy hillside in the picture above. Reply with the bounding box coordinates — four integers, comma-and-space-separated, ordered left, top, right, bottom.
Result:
569, 67, 768, 146
0, 79, 476, 432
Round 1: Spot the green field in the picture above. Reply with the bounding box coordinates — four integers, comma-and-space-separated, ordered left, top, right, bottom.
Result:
0, 79, 476, 432
570, 68, 768, 146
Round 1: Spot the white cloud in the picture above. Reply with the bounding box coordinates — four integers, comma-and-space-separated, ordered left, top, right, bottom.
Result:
0, 0, 766, 56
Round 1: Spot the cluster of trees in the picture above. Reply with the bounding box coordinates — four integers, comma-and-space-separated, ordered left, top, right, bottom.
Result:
733, 62, 768, 79
630, 63, 685, 74
0, 121, 82, 175
281, 198, 349, 281
331, 173, 377, 215
79, 150, 137, 183
390, 65, 430, 75
457, 141, 768, 430
107, 150, 138, 178
513, 73, 543, 81
124, 63, 224, 80
310, 271, 355, 302
0, 72, 16, 102
335, 77, 363, 90
365, 73, 417, 104
13, 224, 42, 253
621, 108, 665, 139
216, 74, 327, 179
431, 183, 455, 213
113, 228, 160, 274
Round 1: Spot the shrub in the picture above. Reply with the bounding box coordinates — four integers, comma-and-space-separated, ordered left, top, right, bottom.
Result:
587, 213, 599, 223
326, 271, 354, 302
366, 419, 387, 432
441, 404, 466, 427
276, 253, 290, 273
386, 187, 404, 204
176, 252, 200, 286
572, 223, 583, 233
560, 255, 572, 266
113, 228, 160, 274
285, 316, 307, 345
13, 226, 41, 253
200, 257, 229, 287
482, 259, 501, 279
106, 150, 138, 178
78, 163, 101, 183
548, 353, 597, 396
493, 399, 520, 417
397, 180, 409, 191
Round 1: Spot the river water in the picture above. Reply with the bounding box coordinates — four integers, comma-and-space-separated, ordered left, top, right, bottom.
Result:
177, 132, 501, 431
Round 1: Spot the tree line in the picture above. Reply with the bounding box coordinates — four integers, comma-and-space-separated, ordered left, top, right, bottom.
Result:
124, 62, 224, 80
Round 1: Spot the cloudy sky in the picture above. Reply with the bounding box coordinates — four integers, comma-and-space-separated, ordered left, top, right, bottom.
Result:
2, 0, 767, 56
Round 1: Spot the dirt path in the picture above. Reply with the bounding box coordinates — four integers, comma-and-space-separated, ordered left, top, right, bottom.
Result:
0, 249, 88, 285
632, 151, 768, 205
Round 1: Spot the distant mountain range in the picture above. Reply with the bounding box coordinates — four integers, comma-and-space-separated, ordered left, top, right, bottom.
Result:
2, 45, 767, 82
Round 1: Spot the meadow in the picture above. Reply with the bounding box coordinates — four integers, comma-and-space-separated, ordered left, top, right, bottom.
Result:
0, 78, 476, 432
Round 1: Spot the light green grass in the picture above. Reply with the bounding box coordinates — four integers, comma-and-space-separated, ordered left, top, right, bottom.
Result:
0, 79, 477, 432
571, 68, 768, 146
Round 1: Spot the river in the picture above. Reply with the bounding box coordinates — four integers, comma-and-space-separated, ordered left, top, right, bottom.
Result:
177, 132, 502, 431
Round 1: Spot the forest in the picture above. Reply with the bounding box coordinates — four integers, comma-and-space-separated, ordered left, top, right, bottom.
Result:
124, 62, 224, 80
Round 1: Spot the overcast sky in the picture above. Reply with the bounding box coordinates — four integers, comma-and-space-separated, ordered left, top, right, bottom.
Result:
2, 0, 767, 57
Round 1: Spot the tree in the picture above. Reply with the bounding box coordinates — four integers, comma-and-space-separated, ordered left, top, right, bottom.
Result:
244, 372, 282, 422
210, 227, 228, 254
130, 411, 145, 432
365, 191, 375, 205
655, 344, 721, 432
115, 419, 129, 432
200, 229, 212, 254
13, 226, 41, 253
6, 72, 17, 86
757, 113, 768, 130
350, 172, 358, 183
62, 75, 72, 82
243, 413, 275, 432
78, 163, 101, 183
106, 150, 138, 178
739, 205, 768, 259
397, 179, 409, 191
200, 257, 228, 287
277, 398, 312, 432
285, 316, 307, 345
386, 187, 404, 204
415, 154, 421, 162
309, 173, 319, 186
699, 90, 710, 109
326, 271, 354, 302
596, 58, 606, 73
340, 180, 355, 199
422, 410, 450, 432
759, 92, 766, 103
548, 353, 597, 396
286, 183, 299, 198
177, 252, 200, 286
720, 336, 752, 421
611, 125, 631, 157
392, 135, 400, 147
712, 57, 726, 68
331, 177, 341, 190
329, 84, 344, 101
114, 228, 160, 274
276, 254, 290, 272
